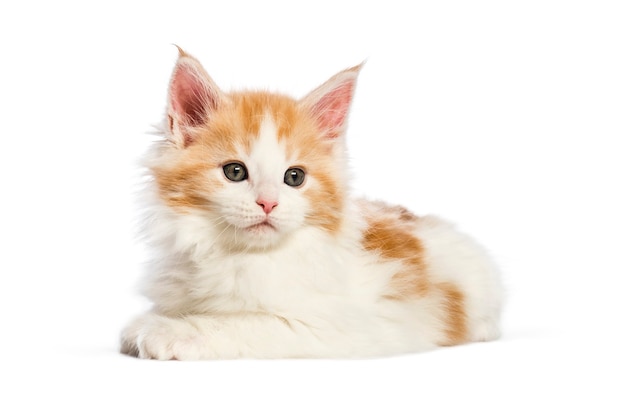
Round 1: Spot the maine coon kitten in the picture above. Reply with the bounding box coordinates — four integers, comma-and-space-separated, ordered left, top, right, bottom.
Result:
120, 48, 503, 359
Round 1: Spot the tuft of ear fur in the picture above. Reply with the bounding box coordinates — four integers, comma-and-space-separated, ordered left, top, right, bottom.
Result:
167, 47, 224, 148
300, 63, 363, 139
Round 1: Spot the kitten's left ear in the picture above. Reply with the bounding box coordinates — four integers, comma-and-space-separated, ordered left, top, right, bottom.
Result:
300, 63, 363, 139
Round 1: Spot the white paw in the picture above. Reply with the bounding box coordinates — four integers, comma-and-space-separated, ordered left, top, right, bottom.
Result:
120, 313, 205, 360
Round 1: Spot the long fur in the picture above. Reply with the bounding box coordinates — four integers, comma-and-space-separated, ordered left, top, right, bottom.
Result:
120, 49, 503, 359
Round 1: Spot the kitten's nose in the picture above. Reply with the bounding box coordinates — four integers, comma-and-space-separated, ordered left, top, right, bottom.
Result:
256, 199, 278, 214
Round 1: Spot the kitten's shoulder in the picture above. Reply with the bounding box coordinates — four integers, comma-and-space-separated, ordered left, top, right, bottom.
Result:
354, 197, 458, 266
355, 198, 456, 233
357, 198, 420, 224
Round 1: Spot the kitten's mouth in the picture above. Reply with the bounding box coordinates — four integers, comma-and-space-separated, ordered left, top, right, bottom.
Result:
245, 220, 276, 232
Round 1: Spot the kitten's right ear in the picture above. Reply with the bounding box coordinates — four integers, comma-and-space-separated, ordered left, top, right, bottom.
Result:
167, 47, 223, 148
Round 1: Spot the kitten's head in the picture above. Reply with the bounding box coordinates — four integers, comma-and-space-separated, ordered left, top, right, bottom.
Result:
150, 48, 361, 251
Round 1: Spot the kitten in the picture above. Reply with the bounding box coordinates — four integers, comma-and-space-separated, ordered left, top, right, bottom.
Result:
120, 47, 503, 359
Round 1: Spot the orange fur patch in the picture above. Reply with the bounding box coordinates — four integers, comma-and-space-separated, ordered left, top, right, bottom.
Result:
361, 201, 469, 345
436, 282, 468, 346
304, 170, 343, 233
361, 202, 429, 297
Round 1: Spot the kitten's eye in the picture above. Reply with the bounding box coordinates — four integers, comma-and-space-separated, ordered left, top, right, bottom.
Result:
223, 162, 248, 182
284, 167, 305, 187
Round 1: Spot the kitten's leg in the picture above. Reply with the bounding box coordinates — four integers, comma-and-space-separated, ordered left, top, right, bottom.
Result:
120, 312, 336, 360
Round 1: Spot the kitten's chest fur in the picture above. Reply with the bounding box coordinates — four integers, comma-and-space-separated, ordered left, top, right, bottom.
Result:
145, 211, 389, 317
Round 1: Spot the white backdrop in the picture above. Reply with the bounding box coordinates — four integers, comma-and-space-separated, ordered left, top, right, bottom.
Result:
1, 1, 624, 393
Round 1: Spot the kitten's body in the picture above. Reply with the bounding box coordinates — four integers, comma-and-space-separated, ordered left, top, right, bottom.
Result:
121, 49, 502, 359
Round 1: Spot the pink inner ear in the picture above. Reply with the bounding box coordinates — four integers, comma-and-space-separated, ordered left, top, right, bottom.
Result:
311, 81, 354, 138
170, 65, 215, 127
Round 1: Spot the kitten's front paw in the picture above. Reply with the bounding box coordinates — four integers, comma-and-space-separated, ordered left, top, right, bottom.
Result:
120, 313, 205, 360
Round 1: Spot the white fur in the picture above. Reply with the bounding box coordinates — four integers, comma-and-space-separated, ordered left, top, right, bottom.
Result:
121, 110, 503, 359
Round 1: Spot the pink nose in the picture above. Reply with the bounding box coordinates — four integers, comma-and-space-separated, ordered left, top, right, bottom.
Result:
256, 199, 278, 214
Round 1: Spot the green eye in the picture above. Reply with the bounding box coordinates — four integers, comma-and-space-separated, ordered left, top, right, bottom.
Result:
223, 162, 248, 182
284, 167, 305, 187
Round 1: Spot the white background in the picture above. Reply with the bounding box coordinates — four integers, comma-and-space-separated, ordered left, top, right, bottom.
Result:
1, 1, 625, 392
